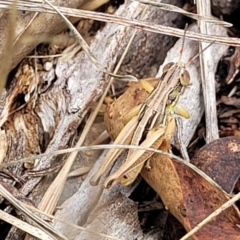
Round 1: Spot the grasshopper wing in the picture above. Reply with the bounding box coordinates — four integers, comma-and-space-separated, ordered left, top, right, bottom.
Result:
89, 116, 138, 186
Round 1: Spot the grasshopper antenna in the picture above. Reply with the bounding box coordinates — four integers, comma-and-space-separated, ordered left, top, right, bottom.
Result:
178, 23, 188, 63
187, 41, 216, 67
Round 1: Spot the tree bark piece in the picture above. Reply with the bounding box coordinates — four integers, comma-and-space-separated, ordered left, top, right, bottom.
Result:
196, 0, 220, 143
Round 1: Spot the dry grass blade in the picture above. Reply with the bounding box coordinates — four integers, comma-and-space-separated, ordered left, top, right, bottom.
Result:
0, 145, 171, 167
180, 192, 240, 240
0, 1, 240, 46
0, 145, 180, 168
0, 210, 54, 240
37, 111, 97, 214
0, 185, 67, 240
43, 0, 138, 82
0, 143, 228, 196
138, 0, 232, 27
1, 194, 122, 239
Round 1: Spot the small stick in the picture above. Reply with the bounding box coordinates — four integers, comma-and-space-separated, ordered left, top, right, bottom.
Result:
196, 0, 219, 143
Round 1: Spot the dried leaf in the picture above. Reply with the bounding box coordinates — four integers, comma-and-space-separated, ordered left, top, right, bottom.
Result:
141, 138, 240, 239
191, 136, 240, 193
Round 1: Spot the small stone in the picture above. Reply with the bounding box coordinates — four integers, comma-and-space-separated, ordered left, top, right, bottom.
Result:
43, 62, 53, 71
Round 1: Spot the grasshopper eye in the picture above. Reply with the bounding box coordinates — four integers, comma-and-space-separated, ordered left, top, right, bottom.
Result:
163, 62, 174, 73
180, 69, 190, 86
226, 46, 235, 57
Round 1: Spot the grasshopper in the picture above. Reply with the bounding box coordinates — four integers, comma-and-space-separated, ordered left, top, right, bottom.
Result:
90, 38, 191, 188
101, 63, 191, 188
88, 26, 219, 189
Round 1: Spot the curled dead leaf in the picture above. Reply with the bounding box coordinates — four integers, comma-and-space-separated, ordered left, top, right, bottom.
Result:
141, 137, 240, 239
191, 136, 240, 194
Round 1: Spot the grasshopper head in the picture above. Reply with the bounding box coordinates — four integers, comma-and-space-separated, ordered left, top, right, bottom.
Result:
162, 61, 191, 86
